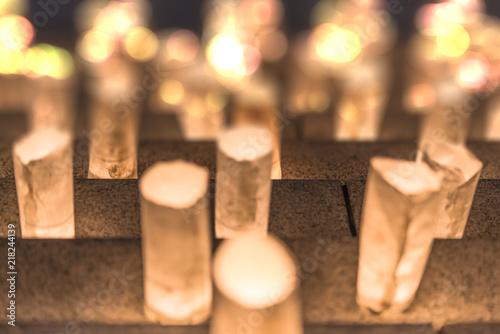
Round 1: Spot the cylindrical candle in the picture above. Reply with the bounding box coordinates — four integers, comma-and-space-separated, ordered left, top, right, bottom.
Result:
86, 58, 140, 179
233, 81, 282, 179
357, 157, 443, 313
13, 128, 74, 238
216, 125, 273, 239
139, 160, 212, 324
211, 235, 303, 334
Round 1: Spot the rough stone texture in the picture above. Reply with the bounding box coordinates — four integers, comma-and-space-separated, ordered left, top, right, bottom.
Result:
0, 239, 497, 328
282, 141, 500, 181
0, 179, 20, 236
269, 180, 351, 239
441, 323, 500, 334
345, 179, 500, 239
2, 141, 500, 180
74, 180, 141, 238
0, 324, 437, 333
0, 179, 351, 239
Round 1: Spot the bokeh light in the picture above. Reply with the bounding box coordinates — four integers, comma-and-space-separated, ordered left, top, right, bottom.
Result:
25, 44, 75, 80
94, 1, 139, 36
457, 56, 489, 89
166, 29, 200, 62
256, 28, 288, 62
160, 79, 185, 105
0, 15, 34, 50
207, 35, 244, 72
78, 29, 116, 63
310, 24, 362, 64
404, 83, 436, 111
124, 26, 158, 62
0, 0, 27, 17
436, 24, 470, 58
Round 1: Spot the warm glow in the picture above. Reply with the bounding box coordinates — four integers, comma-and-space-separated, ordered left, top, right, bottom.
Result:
207, 35, 244, 71
404, 84, 436, 111
78, 29, 115, 63
338, 99, 360, 123
166, 29, 199, 62
94, 1, 139, 36
256, 28, 288, 61
0, 15, 34, 50
25, 44, 75, 79
436, 24, 470, 58
218, 125, 273, 162
0, 47, 25, 74
416, 3, 464, 36
124, 26, 159, 62
213, 235, 297, 309
234, 44, 261, 76
0, 0, 27, 16
160, 79, 185, 105
311, 24, 362, 63
457, 57, 489, 89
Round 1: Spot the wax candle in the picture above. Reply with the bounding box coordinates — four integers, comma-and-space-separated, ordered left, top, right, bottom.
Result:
357, 157, 443, 312
211, 235, 302, 334
13, 128, 74, 238
216, 125, 273, 238
139, 160, 212, 324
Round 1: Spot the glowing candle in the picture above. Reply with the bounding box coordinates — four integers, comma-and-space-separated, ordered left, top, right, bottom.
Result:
86, 58, 140, 179
139, 160, 212, 324
212, 235, 302, 334
357, 157, 443, 312
216, 125, 273, 238
13, 128, 74, 238
233, 80, 282, 179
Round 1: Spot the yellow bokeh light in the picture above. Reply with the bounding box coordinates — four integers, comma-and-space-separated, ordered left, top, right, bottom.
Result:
25, 44, 74, 79
457, 57, 489, 89
312, 24, 362, 63
124, 27, 159, 62
436, 24, 469, 58
0, 46, 25, 75
207, 35, 244, 72
0, 15, 34, 50
94, 2, 138, 36
160, 79, 185, 105
78, 29, 115, 63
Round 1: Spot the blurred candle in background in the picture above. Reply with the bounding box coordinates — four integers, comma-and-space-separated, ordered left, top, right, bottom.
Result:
216, 125, 273, 238
233, 79, 282, 178
212, 235, 302, 334
140, 160, 212, 324
13, 128, 75, 238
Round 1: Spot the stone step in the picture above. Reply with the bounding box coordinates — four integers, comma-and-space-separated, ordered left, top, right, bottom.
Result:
0, 179, 351, 239
0, 324, 439, 334
345, 179, 500, 239
0, 238, 498, 328
1, 141, 499, 180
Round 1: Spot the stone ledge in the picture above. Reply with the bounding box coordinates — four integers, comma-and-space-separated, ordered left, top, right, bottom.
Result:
441, 323, 500, 334
0, 324, 437, 334
1, 141, 499, 180
0, 179, 351, 239
0, 239, 497, 328
345, 179, 500, 239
